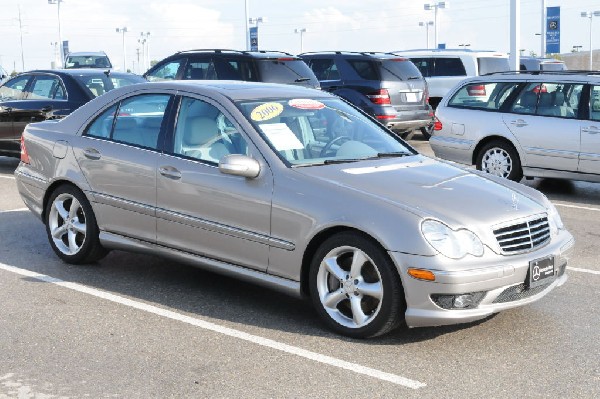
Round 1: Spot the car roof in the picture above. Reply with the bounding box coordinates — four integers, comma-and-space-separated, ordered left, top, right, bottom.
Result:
300, 51, 407, 60
166, 49, 301, 60
394, 49, 508, 57
23, 69, 140, 78
462, 71, 600, 82
66, 52, 108, 57
117, 80, 331, 101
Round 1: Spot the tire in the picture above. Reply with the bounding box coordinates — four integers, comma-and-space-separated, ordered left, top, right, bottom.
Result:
45, 184, 108, 264
476, 140, 523, 182
309, 232, 405, 338
420, 125, 433, 140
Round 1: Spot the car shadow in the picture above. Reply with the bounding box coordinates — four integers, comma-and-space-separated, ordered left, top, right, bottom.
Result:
523, 177, 600, 207
0, 209, 498, 344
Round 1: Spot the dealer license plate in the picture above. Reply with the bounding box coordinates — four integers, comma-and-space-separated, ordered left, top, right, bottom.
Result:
528, 256, 555, 288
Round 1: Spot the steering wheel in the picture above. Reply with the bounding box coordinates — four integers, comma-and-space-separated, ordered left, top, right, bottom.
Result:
320, 136, 351, 157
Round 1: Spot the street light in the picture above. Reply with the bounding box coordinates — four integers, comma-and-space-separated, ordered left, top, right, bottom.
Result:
116, 27, 129, 72
249, 17, 266, 51
418, 21, 433, 49
48, 0, 64, 67
139, 31, 150, 72
581, 11, 600, 70
294, 28, 307, 53
424, 1, 448, 49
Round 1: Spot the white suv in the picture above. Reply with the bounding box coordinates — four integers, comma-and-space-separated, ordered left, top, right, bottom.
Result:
393, 49, 510, 109
430, 71, 600, 182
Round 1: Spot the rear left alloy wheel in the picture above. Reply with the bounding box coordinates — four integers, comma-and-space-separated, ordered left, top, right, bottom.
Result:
45, 185, 107, 264
309, 232, 405, 338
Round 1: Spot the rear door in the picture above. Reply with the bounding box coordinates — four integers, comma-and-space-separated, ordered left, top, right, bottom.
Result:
579, 84, 600, 174
0, 74, 31, 154
502, 81, 583, 172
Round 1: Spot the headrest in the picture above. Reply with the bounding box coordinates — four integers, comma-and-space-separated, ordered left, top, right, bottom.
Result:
554, 92, 565, 106
520, 91, 538, 108
539, 92, 552, 107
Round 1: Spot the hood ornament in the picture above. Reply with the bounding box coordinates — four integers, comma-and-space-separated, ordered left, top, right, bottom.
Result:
511, 193, 519, 211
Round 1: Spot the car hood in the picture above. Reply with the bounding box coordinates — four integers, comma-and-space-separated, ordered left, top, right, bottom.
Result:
293, 155, 546, 230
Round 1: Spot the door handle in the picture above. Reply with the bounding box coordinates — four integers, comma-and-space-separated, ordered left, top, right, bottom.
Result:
158, 166, 182, 180
83, 147, 101, 160
582, 126, 600, 134
510, 119, 528, 127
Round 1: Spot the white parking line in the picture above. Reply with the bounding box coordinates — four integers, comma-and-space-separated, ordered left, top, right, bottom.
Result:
0, 262, 426, 390
0, 175, 15, 180
0, 208, 28, 213
568, 267, 600, 275
554, 203, 600, 212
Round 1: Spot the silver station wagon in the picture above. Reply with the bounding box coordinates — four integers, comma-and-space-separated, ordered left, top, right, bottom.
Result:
430, 71, 600, 182
15, 81, 574, 338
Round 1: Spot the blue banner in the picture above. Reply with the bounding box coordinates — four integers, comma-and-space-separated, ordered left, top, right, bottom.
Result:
249, 27, 258, 51
546, 6, 560, 54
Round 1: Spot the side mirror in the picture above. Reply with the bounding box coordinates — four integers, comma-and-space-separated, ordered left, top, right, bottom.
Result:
219, 154, 261, 178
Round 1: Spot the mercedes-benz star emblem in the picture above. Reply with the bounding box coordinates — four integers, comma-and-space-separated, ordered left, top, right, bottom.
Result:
532, 265, 541, 281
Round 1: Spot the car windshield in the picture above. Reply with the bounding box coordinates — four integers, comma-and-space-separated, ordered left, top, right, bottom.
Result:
237, 97, 414, 166
65, 55, 112, 69
72, 73, 146, 97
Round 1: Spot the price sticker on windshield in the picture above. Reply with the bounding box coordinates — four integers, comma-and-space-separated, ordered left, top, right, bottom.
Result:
250, 102, 283, 121
288, 99, 325, 110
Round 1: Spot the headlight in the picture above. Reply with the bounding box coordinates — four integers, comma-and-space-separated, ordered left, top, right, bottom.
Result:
546, 200, 564, 236
421, 219, 484, 259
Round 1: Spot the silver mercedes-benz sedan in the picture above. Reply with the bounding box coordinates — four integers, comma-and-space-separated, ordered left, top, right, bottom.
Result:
15, 81, 574, 338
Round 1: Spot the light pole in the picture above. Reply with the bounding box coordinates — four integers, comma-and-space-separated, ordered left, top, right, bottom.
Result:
249, 17, 266, 51
418, 21, 433, 49
540, 0, 546, 58
581, 11, 600, 70
139, 31, 150, 72
295, 28, 307, 53
48, 0, 63, 67
424, 2, 448, 49
116, 27, 128, 72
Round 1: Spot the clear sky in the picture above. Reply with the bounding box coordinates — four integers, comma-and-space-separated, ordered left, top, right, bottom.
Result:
0, 0, 598, 74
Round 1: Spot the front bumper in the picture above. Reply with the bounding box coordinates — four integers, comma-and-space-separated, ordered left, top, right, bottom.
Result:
390, 230, 575, 328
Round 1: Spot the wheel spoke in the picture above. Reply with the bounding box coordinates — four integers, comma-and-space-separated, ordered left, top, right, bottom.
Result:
51, 224, 68, 239
67, 230, 79, 254
71, 221, 86, 234
349, 249, 368, 279
350, 296, 368, 326
323, 288, 346, 309
68, 198, 81, 219
357, 281, 383, 300
54, 200, 69, 220
324, 257, 346, 280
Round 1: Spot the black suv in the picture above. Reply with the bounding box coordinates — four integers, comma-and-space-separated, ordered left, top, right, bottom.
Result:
300, 51, 433, 138
144, 49, 319, 89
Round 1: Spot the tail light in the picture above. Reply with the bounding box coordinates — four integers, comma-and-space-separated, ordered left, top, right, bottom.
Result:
376, 115, 395, 120
433, 117, 443, 131
467, 85, 486, 96
20, 134, 30, 164
366, 89, 391, 105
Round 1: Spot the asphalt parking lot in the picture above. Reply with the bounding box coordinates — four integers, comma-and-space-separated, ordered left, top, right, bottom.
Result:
1, 139, 599, 398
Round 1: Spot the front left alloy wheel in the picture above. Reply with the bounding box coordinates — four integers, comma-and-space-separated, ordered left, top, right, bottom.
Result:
309, 232, 405, 338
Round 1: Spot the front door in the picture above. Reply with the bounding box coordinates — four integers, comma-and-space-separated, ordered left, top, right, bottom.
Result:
579, 85, 600, 174
156, 95, 272, 271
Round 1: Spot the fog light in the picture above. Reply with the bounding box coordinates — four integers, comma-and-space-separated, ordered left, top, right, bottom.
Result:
453, 294, 474, 309
431, 292, 486, 310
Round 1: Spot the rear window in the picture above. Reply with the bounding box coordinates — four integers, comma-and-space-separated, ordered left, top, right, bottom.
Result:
65, 55, 112, 69
256, 59, 319, 87
73, 74, 146, 97
540, 62, 566, 71
477, 57, 510, 75
378, 59, 422, 81
410, 57, 466, 77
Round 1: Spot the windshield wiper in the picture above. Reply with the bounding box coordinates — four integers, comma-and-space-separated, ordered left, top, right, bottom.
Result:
376, 151, 413, 158
294, 77, 310, 82
407, 76, 421, 80
323, 158, 362, 165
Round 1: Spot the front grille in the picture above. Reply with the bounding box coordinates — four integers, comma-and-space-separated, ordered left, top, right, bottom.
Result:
493, 216, 550, 254
492, 263, 566, 304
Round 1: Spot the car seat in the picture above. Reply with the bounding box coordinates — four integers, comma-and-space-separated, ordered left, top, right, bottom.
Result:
182, 117, 231, 163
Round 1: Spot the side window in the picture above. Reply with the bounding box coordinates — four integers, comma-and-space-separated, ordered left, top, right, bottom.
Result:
433, 58, 466, 77
214, 58, 256, 80
510, 83, 540, 115
86, 104, 118, 138
308, 59, 340, 80
184, 58, 216, 80
448, 82, 519, 110
347, 60, 379, 80
536, 83, 583, 119
0, 75, 30, 100
409, 58, 432, 77
29, 76, 65, 100
172, 97, 248, 164
146, 59, 183, 81
80, 77, 108, 97
591, 86, 600, 122
85, 95, 169, 149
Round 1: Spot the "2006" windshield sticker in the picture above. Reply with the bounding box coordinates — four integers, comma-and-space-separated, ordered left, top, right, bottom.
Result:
250, 102, 284, 121
288, 99, 325, 110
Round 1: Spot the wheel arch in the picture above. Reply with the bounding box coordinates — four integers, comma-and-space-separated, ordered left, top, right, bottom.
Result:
42, 179, 89, 222
472, 135, 522, 166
